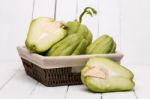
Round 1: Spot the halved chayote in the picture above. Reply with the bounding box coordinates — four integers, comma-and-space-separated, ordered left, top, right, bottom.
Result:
81, 57, 135, 92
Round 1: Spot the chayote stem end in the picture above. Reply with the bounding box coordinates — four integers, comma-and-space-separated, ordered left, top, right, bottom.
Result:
79, 7, 97, 23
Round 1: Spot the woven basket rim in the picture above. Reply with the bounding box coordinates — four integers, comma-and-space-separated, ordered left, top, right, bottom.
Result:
17, 46, 123, 69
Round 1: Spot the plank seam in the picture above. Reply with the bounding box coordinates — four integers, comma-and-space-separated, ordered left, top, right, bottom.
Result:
54, 0, 57, 20
101, 93, 103, 99
0, 69, 19, 91
118, 0, 122, 51
76, 0, 78, 19
65, 85, 69, 99
27, 82, 39, 99
31, 0, 35, 19
97, 0, 100, 37
133, 90, 139, 99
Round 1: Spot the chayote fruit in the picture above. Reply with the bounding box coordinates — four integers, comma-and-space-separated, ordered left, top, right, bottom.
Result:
47, 34, 84, 56
72, 39, 88, 55
25, 17, 67, 53
86, 34, 116, 54
47, 7, 97, 56
66, 21, 93, 45
66, 7, 97, 45
81, 57, 135, 92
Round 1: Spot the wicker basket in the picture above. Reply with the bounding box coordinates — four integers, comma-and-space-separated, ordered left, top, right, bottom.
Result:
17, 46, 123, 87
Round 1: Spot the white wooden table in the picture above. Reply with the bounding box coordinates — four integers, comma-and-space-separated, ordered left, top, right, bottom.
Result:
0, 62, 150, 99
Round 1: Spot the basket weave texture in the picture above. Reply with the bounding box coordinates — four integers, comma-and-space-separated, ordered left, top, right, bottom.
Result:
21, 58, 82, 86
17, 46, 123, 87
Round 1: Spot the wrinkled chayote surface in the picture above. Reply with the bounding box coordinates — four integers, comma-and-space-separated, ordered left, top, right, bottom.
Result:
47, 34, 86, 56
47, 7, 97, 56
86, 34, 116, 54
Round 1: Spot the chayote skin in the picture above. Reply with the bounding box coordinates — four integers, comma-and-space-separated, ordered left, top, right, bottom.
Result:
72, 39, 88, 55
85, 77, 135, 92
25, 17, 67, 53
66, 21, 92, 45
47, 34, 84, 56
81, 57, 135, 92
110, 40, 116, 53
86, 34, 116, 54
47, 7, 97, 56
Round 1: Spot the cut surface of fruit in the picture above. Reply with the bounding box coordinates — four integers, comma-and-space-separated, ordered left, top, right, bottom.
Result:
84, 66, 108, 79
85, 57, 134, 79
25, 17, 67, 53
81, 57, 135, 92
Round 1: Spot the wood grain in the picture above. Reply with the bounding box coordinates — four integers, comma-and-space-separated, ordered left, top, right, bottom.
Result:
0, 0, 33, 61
32, 0, 56, 19
56, 0, 77, 21
0, 70, 37, 99
66, 85, 101, 99
29, 83, 68, 99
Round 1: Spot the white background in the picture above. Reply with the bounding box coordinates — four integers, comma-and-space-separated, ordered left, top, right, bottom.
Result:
0, 0, 150, 66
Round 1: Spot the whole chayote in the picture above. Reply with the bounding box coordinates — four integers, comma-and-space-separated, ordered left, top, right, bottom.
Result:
47, 7, 97, 56
86, 34, 116, 54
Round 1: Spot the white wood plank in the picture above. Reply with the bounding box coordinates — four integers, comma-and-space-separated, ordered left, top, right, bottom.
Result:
33, 0, 56, 18
99, 0, 121, 50
78, 0, 99, 40
121, 0, 150, 65
0, 61, 22, 70
0, 62, 22, 89
66, 85, 101, 99
0, 69, 17, 90
29, 83, 67, 99
56, 0, 77, 21
0, 0, 33, 62
102, 91, 136, 99
128, 65, 150, 99
0, 70, 38, 99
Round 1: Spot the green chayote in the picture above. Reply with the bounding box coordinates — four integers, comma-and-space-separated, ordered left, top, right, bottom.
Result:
86, 34, 116, 54
25, 17, 67, 53
47, 7, 97, 56
81, 57, 135, 92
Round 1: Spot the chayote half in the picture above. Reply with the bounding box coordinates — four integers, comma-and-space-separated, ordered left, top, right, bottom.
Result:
81, 57, 135, 92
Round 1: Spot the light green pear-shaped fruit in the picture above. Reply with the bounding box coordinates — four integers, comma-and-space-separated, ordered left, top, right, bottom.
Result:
65, 7, 97, 47
47, 34, 83, 56
72, 39, 88, 55
81, 57, 135, 92
25, 17, 67, 53
86, 34, 116, 54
